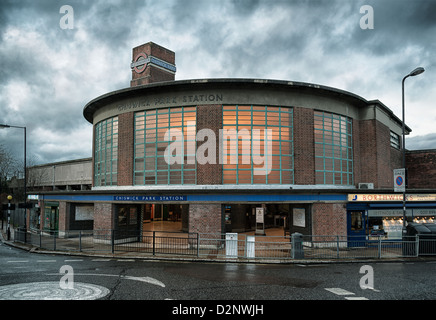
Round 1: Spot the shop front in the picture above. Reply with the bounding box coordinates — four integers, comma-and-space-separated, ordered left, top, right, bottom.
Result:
347, 193, 436, 241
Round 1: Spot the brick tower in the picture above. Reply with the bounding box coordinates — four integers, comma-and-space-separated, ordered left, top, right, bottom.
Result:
130, 42, 176, 87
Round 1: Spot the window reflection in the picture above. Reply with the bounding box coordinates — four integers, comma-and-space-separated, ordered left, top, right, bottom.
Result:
134, 107, 197, 185
94, 117, 118, 186
314, 111, 353, 185
222, 105, 293, 184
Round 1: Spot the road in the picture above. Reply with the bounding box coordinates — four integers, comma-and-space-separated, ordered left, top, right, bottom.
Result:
0, 241, 435, 312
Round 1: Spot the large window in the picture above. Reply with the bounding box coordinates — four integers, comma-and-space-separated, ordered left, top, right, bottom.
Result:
222, 105, 293, 184
314, 111, 353, 185
94, 117, 118, 186
134, 107, 196, 185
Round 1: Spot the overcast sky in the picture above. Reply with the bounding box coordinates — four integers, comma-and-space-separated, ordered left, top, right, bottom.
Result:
0, 0, 435, 167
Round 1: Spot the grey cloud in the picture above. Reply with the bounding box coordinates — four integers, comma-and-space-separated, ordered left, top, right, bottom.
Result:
406, 133, 436, 151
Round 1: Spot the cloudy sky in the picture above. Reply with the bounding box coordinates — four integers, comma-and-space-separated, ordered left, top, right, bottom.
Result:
0, 0, 435, 167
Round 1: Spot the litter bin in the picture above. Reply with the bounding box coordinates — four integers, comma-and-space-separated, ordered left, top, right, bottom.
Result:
246, 236, 255, 258
291, 232, 304, 259
404, 223, 436, 256
225, 233, 238, 257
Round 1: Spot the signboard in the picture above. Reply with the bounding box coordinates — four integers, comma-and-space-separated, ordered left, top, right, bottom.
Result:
113, 195, 186, 201
293, 208, 306, 227
394, 168, 405, 192
255, 207, 264, 224
348, 194, 436, 202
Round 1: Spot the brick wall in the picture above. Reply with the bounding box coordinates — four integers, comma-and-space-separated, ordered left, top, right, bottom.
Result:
312, 203, 347, 236
356, 119, 402, 188
93, 202, 113, 231
58, 201, 68, 233
188, 203, 222, 234
196, 105, 223, 184
130, 42, 175, 87
117, 112, 134, 186
293, 107, 315, 184
406, 149, 436, 189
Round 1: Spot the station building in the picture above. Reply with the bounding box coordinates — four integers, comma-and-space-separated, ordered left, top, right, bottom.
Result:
26, 42, 436, 240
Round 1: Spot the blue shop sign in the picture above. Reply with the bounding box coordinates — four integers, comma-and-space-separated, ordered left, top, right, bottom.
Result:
113, 195, 186, 201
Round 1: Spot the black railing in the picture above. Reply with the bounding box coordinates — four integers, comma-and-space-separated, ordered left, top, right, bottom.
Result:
9, 228, 436, 260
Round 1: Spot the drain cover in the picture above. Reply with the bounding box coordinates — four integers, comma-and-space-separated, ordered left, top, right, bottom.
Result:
0, 281, 110, 300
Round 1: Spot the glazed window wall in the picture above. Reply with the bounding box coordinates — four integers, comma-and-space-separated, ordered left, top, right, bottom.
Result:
222, 105, 293, 184
314, 111, 353, 185
94, 117, 118, 186
134, 107, 196, 185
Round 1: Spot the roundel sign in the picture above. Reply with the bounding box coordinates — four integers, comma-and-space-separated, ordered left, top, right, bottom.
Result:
131, 52, 149, 74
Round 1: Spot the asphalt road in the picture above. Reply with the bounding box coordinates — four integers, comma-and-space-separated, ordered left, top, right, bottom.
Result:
0, 241, 435, 315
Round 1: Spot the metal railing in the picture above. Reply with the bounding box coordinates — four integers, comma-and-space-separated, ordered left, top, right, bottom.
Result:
10, 228, 436, 261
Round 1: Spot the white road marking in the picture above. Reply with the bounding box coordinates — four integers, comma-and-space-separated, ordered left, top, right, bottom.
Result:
46, 272, 166, 288
7, 260, 29, 263
325, 287, 371, 300
92, 259, 112, 262
64, 259, 84, 262
37, 260, 57, 263
117, 259, 135, 262
325, 288, 355, 296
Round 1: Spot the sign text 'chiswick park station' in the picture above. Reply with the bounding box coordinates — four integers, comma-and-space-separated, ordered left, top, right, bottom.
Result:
26, 42, 436, 241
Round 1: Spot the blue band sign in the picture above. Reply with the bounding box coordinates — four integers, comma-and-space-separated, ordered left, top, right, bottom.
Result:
113, 195, 186, 202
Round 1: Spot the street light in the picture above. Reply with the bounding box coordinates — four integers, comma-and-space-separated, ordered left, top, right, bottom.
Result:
0, 124, 27, 232
7, 195, 12, 240
401, 67, 425, 233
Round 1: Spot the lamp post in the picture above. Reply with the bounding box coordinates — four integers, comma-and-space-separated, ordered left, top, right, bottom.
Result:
0, 124, 27, 232
7, 195, 12, 240
401, 67, 425, 234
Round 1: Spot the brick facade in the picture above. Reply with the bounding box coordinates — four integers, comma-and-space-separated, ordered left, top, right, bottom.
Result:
130, 42, 175, 87
312, 203, 347, 236
93, 202, 114, 231
196, 105, 223, 184
293, 107, 315, 184
117, 112, 134, 186
406, 150, 436, 189
355, 119, 402, 188
188, 203, 222, 234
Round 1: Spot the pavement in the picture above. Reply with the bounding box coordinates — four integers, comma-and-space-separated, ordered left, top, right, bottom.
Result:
2, 226, 436, 265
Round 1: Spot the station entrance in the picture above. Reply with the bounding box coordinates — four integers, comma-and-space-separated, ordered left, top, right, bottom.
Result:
142, 203, 189, 232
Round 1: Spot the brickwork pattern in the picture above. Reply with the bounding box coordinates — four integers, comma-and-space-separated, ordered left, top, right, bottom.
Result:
130, 42, 175, 87
188, 203, 222, 235
406, 150, 436, 189
196, 105, 223, 184
93, 203, 113, 231
293, 107, 315, 184
117, 112, 134, 186
312, 203, 347, 236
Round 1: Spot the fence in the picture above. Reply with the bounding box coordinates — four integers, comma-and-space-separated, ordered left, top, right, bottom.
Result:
10, 228, 436, 261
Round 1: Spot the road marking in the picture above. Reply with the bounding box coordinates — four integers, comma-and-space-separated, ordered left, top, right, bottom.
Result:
64, 259, 84, 262
325, 288, 355, 296
46, 272, 166, 288
37, 260, 57, 263
345, 296, 369, 300
325, 287, 370, 300
7, 260, 29, 263
92, 259, 112, 262
117, 259, 135, 262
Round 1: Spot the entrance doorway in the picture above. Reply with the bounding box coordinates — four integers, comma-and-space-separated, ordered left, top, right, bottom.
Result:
347, 210, 366, 246
142, 203, 189, 232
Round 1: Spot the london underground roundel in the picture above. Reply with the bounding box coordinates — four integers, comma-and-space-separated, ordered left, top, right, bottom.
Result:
131, 52, 148, 73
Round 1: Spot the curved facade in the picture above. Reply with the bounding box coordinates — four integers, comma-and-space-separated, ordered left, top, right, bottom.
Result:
84, 78, 404, 191
32, 42, 436, 242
